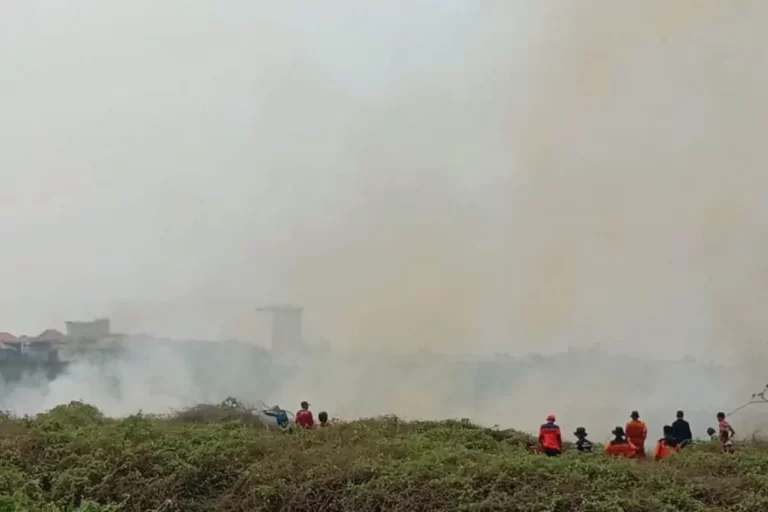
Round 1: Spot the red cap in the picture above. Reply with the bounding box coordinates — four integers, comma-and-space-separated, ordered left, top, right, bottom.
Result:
546, 413, 556, 421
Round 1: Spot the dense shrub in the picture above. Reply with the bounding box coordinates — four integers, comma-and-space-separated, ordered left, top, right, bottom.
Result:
0, 402, 765, 511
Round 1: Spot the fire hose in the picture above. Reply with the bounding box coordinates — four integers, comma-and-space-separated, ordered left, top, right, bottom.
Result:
727, 384, 768, 417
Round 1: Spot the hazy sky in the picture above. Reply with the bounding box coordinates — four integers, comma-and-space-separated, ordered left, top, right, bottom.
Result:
2, 1, 768, 361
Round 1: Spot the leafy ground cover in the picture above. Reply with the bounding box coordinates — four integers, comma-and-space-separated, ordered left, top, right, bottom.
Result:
0, 401, 766, 511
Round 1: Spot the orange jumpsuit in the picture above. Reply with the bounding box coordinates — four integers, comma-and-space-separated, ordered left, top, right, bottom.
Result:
605, 439, 637, 459
605, 439, 637, 458
653, 438, 680, 460
625, 419, 648, 458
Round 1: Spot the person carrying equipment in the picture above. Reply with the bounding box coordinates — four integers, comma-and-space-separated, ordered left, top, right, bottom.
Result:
538, 413, 563, 456
654, 425, 681, 460
605, 426, 637, 458
625, 411, 648, 458
672, 410, 693, 448
264, 405, 291, 430
295, 401, 314, 429
573, 426, 593, 453
717, 412, 735, 453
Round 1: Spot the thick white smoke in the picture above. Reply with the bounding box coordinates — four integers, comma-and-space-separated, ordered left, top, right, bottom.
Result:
1, 0, 767, 441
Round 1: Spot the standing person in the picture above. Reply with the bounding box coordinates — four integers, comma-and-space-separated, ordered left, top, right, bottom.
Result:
625, 411, 648, 459
672, 410, 693, 448
538, 413, 563, 456
654, 425, 681, 460
717, 412, 735, 453
573, 427, 593, 453
295, 401, 314, 429
605, 426, 637, 458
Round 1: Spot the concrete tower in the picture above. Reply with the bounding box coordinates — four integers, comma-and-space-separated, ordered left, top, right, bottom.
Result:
256, 304, 304, 352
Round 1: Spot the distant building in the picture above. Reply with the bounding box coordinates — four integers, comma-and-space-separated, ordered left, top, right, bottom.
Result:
0, 332, 22, 352
0, 332, 18, 344
18, 329, 66, 362
0, 341, 25, 362
65, 318, 111, 341
18, 330, 64, 362
256, 304, 305, 353
34, 329, 67, 343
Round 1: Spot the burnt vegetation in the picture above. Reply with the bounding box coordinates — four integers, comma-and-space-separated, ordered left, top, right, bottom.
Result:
0, 401, 766, 511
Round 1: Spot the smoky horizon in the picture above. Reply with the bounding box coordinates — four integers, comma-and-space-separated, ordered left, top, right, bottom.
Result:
2, 1, 768, 424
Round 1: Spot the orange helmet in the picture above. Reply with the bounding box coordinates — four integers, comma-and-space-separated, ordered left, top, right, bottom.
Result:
546, 413, 556, 422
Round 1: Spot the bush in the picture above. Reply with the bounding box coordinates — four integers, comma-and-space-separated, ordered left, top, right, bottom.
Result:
0, 403, 764, 511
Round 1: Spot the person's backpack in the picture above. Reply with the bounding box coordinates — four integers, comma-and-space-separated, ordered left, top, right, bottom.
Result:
264, 408, 290, 427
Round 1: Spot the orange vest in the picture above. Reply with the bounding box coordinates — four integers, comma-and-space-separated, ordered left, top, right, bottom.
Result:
605, 440, 637, 458
538, 423, 562, 451
654, 439, 680, 460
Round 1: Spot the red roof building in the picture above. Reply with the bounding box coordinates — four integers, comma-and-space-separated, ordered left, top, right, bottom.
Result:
0, 332, 18, 343
34, 329, 67, 343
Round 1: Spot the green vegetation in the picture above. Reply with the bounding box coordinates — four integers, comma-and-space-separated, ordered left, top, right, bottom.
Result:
0, 401, 766, 511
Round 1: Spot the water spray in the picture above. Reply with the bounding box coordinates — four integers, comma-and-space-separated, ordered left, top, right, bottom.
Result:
727, 384, 768, 417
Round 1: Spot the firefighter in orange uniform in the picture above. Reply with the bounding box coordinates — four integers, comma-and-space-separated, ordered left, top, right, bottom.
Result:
625, 411, 648, 459
653, 425, 680, 460
538, 413, 563, 456
605, 426, 637, 458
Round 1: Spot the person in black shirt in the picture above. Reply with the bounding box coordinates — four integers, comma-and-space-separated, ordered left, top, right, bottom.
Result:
672, 410, 693, 447
573, 426, 593, 453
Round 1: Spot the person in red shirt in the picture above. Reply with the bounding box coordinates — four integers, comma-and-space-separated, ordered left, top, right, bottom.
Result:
717, 412, 735, 453
538, 413, 563, 456
295, 401, 314, 429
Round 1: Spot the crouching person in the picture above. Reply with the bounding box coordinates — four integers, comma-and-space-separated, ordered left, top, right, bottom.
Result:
605, 427, 636, 458
654, 425, 680, 461
317, 411, 332, 428
574, 427, 593, 453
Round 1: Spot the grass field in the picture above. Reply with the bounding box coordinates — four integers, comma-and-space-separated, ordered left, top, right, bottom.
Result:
0, 401, 766, 512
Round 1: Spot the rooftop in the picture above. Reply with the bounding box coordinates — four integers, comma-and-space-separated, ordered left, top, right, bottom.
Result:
34, 329, 67, 342
0, 332, 18, 343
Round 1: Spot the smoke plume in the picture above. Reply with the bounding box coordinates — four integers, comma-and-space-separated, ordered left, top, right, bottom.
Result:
1, 1, 768, 439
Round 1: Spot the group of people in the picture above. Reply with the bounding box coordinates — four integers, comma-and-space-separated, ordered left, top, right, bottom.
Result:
289, 401, 739, 456
538, 410, 736, 460
294, 401, 331, 429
